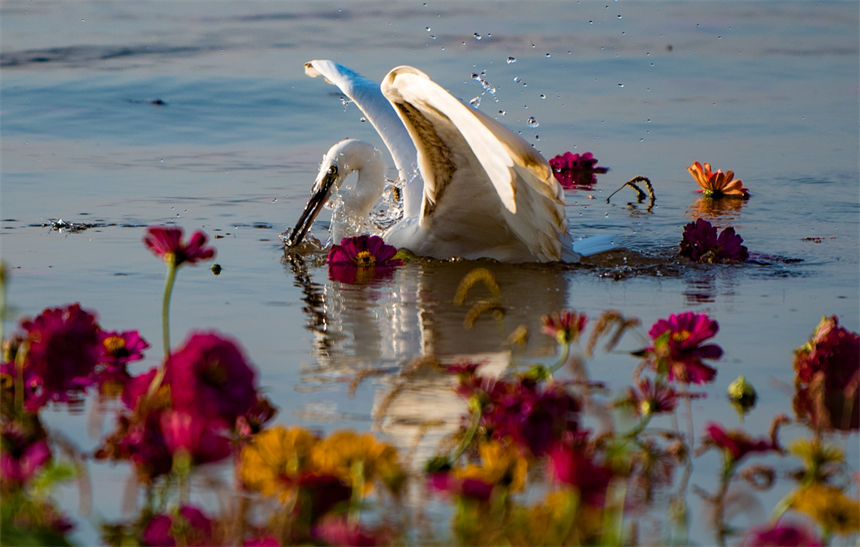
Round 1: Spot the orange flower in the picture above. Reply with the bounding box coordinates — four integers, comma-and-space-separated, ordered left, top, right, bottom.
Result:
687, 161, 749, 198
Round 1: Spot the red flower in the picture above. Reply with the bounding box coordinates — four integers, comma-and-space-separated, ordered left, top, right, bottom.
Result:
160, 409, 232, 466
541, 310, 588, 345
679, 218, 748, 263
428, 472, 494, 503
548, 438, 613, 506
327, 235, 403, 284
94, 330, 150, 391
142, 505, 213, 546
742, 521, 821, 547
549, 151, 608, 189
313, 515, 387, 546
704, 422, 779, 464
793, 315, 860, 431
647, 311, 722, 384
166, 332, 258, 425
143, 226, 215, 266
1, 421, 51, 488
19, 303, 102, 410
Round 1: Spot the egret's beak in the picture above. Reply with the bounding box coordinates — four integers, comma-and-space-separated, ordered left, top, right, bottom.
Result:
286, 165, 338, 247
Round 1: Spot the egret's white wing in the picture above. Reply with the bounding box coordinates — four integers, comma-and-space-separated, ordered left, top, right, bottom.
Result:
304, 60, 422, 218
381, 66, 567, 262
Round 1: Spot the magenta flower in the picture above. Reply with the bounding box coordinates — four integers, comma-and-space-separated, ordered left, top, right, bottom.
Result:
428, 472, 494, 503
143, 225, 215, 266
646, 311, 722, 384
160, 409, 232, 466
313, 516, 387, 546
166, 332, 258, 426
742, 521, 822, 547
679, 218, 749, 263
327, 235, 403, 284
98, 330, 149, 367
0, 422, 51, 488
704, 422, 779, 464
18, 303, 102, 410
625, 378, 682, 417
548, 439, 613, 506
98, 409, 173, 483
541, 310, 588, 345
793, 315, 860, 431
142, 505, 214, 547
549, 151, 608, 189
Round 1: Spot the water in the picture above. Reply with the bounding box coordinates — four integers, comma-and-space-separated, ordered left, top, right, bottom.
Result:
1, 1, 858, 544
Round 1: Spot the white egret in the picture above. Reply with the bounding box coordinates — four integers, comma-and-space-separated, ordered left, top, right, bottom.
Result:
287, 60, 616, 262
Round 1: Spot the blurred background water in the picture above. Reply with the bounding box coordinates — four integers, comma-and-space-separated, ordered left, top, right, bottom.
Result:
1, 1, 858, 544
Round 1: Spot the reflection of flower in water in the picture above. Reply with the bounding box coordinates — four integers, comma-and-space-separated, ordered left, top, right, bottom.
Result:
548, 151, 608, 189
687, 161, 750, 198
327, 235, 403, 284
687, 196, 747, 220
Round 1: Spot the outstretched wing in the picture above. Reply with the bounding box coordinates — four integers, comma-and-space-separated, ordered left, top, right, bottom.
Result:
381, 65, 567, 262
304, 60, 422, 218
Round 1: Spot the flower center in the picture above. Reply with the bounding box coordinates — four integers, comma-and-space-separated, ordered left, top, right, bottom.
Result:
201, 360, 228, 387
672, 330, 692, 343
355, 251, 376, 268
103, 336, 128, 356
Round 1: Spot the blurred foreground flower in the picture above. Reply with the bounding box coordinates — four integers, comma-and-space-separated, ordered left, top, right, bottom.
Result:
549, 151, 608, 189
728, 375, 758, 418
741, 521, 822, 547
687, 161, 749, 198
327, 235, 403, 284
143, 225, 216, 267
646, 311, 722, 384
703, 422, 780, 465
791, 484, 860, 536
679, 218, 749, 263
541, 309, 587, 345
793, 315, 860, 431
142, 505, 214, 546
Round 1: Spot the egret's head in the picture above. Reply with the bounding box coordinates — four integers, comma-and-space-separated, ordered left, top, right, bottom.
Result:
286, 162, 340, 248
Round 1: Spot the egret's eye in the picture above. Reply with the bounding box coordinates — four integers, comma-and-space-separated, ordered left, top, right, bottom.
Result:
328, 165, 338, 177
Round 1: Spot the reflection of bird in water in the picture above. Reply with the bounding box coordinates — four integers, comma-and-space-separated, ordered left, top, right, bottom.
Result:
287, 60, 616, 262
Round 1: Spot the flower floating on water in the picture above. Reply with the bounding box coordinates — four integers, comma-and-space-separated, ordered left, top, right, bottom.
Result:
792, 315, 860, 431
679, 218, 749, 263
646, 311, 722, 384
327, 234, 403, 284
549, 151, 608, 189
687, 161, 749, 198
143, 226, 216, 267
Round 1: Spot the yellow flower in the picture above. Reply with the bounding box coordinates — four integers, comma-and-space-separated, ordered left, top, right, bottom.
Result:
455, 440, 528, 493
239, 426, 319, 501
311, 430, 403, 496
687, 161, 750, 198
792, 484, 860, 535
790, 438, 844, 483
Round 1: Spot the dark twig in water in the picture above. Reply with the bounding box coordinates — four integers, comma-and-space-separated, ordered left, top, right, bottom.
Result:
606, 175, 655, 211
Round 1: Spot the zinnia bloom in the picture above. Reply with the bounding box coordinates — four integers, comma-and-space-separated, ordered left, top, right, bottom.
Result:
687, 161, 749, 198
327, 235, 402, 284
647, 311, 722, 384
0, 421, 51, 488
541, 310, 588, 345
791, 484, 860, 535
548, 439, 613, 506
310, 430, 404, 496
792, 315, 860, 431
428, 472, 495, 503
679, 218, 749, 263
166, 332, 258, 425
160, 409, 232, 466
742, 521, 821, 546
704, 422, 779, 464
313, 516, 387, 546
142, 505, 214, 547
19, 303, 102, 410
94, 330, 150, 391
549, 151, 608, 189
239, 425, 320, 502
143, 225, 216, 266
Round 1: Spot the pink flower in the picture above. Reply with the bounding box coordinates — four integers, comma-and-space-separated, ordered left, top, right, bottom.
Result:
742, 521, 822, 546
793, 315, 860, 431
160, 409, 232, 465
327, 235, 403, 284
625, 378, 682, 416
98, 330, 149, 367
647, 311, 722, 384
19, 303, 102, 410
143, 225, 215, 266
549, 151, 608, 189
679, 218, 748, 263
142, 505, 213, 546
313, 515, 387, 546
541, 310, 588, 345
166, 332, 258, 425
704, 422, 779, 464
548, 439, 613, 506
0, 422, 51, 488
428, 472, 494, 503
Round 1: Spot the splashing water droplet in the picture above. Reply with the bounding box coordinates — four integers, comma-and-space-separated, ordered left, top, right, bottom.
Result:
498, 109, 506, 116
473, 32, 482, 40
617, 82, 624, 88
513, 76, 521, 83
530, 42, 536, 48
539, 93, 546, 100
527, 116, 539, 128
545, 52, 551, 58
506, 56, 517, 64
425, 26, 431, 32
617, 14, 622, 20
469, 96, 481, 107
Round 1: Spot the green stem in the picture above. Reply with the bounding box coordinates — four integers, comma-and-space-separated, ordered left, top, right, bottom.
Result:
548, 340, 571, 374
451, 401, 483, 461
146, 263, 178, 400
714, 458, 735, 547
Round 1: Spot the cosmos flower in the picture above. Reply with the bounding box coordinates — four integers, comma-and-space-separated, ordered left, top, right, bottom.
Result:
166, 332, 258, 426
679, 218, 749, 263
549, 151, 608, 189
625, 378, 681, 417
703, 422, 779, 464
327, 235, 403, 284
741, 521, 822, 547
142, 505, 214, 547
541, 310, 588, 345
143, 226, 216, 266
792, 315, 860, 431
646, 311, 722, 384
18, 303, 102, 410
687, 161, 750, 198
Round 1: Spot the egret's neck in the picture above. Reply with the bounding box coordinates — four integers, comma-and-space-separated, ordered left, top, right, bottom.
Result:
340, 152, 386, 220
